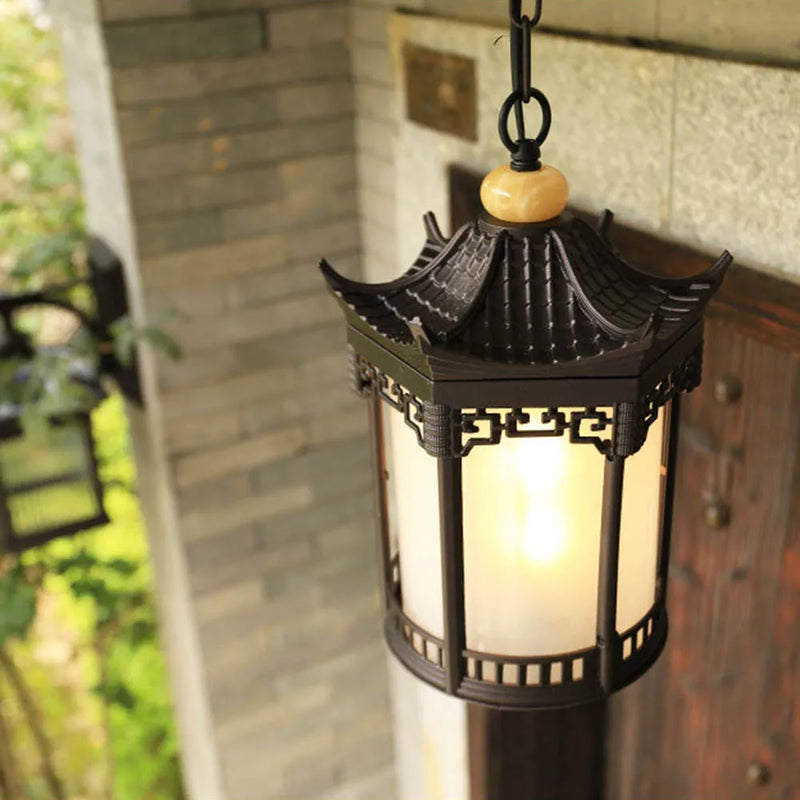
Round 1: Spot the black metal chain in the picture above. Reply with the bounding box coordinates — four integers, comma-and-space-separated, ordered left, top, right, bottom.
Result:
498, 0, 551, 171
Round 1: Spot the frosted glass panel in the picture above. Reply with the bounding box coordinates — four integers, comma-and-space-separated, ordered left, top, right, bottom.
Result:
617, 409, 665, 632
386, 410, 444, 638
463, 418, 606, 656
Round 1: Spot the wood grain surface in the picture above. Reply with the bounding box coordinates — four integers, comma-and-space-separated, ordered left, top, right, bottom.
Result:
608, 320, 800, 800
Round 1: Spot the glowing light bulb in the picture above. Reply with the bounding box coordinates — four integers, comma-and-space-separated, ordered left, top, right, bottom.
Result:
522, 506, 566, 564
500, 437, 570, 566
463, 415, 606, 655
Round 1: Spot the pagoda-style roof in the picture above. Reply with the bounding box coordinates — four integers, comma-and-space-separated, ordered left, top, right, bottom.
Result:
320, 211, 731, 377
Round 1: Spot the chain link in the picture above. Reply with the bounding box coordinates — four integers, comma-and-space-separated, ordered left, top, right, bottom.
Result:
499, 0, 550, 169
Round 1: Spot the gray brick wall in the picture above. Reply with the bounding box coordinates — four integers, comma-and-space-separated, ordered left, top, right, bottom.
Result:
97, 2, 395, 798
105, 14, 265, 67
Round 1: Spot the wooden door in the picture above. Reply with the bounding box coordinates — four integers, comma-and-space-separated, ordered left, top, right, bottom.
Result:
608, 264, 800, 800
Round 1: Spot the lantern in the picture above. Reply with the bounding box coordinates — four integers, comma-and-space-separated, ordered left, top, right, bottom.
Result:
320, 0, 732, 709
0, 405, 107, 553
0, 238, 138, 553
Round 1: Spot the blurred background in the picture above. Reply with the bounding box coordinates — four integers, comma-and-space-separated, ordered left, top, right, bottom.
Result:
0, 1, 798, 799
0, 3, 180, 798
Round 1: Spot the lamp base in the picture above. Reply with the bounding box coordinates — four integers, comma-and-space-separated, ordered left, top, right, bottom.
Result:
468, 701, 606, 800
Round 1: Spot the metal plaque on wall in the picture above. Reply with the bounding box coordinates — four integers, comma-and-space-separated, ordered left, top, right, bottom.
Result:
404, 44, 477, 141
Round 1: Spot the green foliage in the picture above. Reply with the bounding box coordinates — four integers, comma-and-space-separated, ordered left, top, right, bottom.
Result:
107, 638, 184, 800
0, 566, 37, 645
18, 398, 184, 800
0, 12, 84, 289
0, 7, 94, 435
111, 311, 183, 368
9, 232, 83, 287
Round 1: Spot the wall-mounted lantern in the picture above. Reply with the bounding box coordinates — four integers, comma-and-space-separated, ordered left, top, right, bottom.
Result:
0, 394, 107, 553
0, 238, 138, 552
321, 0, 732, 709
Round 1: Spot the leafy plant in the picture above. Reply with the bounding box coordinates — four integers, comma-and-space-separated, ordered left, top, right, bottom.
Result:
0, 11, 84, 289
8, 397, 186, 800
110, 310, 182, 368
8, 233, 84, 288
0, 566, 37, 645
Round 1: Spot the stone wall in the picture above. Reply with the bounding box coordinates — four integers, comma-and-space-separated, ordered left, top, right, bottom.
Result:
351, 0, 800, 287
56, 1, 395, 798
396, 15, 800, 267
427, 0, 800, 64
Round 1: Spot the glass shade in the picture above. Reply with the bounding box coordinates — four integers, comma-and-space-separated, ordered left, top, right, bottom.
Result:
386, 410, 444, 639
380, 398, 670, 721
617, 409, 665, 632
385, 404, 667, 660
462, 415, 606, 656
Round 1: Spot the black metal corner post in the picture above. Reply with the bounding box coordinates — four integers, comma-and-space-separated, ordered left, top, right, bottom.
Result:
0, 474, 12, 553
82, 413, 110, 529
438, 409, 465, 694
367, 391, 392, 612
656, 395, 682, 607
468, 701, 607, 800
597, 455, 626, 693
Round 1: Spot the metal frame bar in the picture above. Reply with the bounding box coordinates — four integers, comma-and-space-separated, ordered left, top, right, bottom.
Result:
0, 478, 14, 553
79, 412, 107, 529
352, 346, 700, 462
656, 395, 682, 605
346, 320, 704, 408
385, 584, 668, 709
368, 391, 392, 611
6, 515, 109, 554
596, 454, 626, 693
439, 432, 466, 694
4, 469, 87, 495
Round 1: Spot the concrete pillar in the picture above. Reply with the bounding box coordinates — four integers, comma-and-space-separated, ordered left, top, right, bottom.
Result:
53, 2, 395, 797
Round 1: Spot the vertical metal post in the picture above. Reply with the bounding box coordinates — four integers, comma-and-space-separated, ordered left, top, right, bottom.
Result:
0, 476, 12, 554
468, 703, 606, 800
367, 392, 392, 610
439, 451, 465, 694
596, 455, 625, 694
656, 395, 682, 606
81, 414, 109, 526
